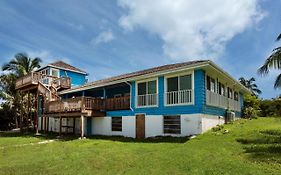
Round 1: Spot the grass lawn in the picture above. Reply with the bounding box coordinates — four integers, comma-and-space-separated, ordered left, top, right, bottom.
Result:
0, 117, 281, 175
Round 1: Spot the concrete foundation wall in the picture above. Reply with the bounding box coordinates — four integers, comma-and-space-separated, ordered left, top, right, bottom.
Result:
40, 113, 228, 138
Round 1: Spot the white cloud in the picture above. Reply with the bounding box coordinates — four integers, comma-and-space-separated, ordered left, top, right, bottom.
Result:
27, 50, 71, 66
91, 29, 114, 45
118, 0, 265, 61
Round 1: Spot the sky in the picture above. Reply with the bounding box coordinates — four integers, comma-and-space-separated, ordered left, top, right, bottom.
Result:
0, 0, 280, 99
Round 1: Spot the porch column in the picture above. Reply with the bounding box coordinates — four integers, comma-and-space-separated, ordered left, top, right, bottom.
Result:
59, 116, 62, 136
44, 116, 47, 133
35, 92, 39, 135
73, 117, 76, 134
80, 115, 85, 139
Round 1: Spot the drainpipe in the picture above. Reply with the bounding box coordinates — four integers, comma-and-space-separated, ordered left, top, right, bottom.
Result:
125, 81, 134, 112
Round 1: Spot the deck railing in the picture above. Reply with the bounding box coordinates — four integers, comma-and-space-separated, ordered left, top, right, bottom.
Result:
15, 72, 71, 90
106, 96, 130, 110
136, 93, 158, 107
44, 96, 131, 114
165, 89, 193, 105
15, 72, 41, 89
51, 77, 71, 89
206, 90, 240, 112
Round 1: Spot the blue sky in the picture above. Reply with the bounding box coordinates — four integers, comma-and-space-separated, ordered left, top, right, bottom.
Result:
0, 0, 280, 99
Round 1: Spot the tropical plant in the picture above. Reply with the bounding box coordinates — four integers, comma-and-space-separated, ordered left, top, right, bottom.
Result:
258, 33, 281, 88
242, 94, 261, 119
2, 53, 42, 77
1, 53, 42, 131
239, 77, 262, 96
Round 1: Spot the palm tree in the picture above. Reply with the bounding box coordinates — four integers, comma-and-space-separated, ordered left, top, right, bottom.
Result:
239, 77, 262, 96
2, 53, 42, 77
258, 33, 281, 88
1, 53, 42, 131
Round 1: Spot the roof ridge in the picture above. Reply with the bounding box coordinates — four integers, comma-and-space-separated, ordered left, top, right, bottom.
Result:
62, 60, 209, 92
49, 60, 87, 74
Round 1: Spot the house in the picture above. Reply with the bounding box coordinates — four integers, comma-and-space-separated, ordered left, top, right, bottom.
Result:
15, 60, 250, 139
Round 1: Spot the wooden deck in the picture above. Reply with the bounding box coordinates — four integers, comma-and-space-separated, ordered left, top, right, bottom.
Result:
44, 96, 131, 117
15, 72, 71, 91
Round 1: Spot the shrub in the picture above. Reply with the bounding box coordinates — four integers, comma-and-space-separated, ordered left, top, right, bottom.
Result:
242, 94, 260, 119
260, 99, 281, 117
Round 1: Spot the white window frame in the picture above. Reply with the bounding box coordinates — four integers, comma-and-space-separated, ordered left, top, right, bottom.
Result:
50, 68, 60, 78
114, 94, 122, 98
135, 77, 158, 108
164, 70, 194, 106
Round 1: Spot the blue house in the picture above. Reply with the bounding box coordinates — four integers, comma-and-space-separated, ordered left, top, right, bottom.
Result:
35, 61, 88, 87
16, 60, 250, 138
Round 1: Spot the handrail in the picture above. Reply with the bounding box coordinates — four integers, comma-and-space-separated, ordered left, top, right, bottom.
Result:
44, 96, 131, 114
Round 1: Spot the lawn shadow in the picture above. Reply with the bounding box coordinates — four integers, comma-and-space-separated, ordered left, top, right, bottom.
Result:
237, 129, 281, 163
0, 131, 190, 143
87, 135, 190, 143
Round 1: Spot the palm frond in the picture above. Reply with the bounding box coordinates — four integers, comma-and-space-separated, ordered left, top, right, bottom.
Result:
274, 73, 281, 89
277, 33, 281, 41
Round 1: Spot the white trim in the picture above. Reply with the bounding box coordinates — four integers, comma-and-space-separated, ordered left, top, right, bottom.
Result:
164, 70, 194, 106
59, 61, 251, 95
50, 68, 60, 78
37, 65, 87, 75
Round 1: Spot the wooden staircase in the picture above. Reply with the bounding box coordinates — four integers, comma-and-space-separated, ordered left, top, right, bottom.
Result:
16, 72, 71, 102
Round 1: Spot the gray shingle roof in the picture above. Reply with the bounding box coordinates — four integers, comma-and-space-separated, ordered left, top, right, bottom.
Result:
62, 60, 208, 93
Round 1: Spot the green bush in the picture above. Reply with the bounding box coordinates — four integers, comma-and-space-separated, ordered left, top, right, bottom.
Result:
260, 99, 281, 117
242, 94, 260, 119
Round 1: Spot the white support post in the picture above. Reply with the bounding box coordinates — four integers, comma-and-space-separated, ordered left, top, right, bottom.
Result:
80, 115, 85, 139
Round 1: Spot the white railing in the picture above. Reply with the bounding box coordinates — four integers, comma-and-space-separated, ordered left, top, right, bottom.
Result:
206, 90, 240, 111
136, 93, 158, 107
165, 89, 193, 105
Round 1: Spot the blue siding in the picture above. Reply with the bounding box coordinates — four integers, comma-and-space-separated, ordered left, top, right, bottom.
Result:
61, 67, 245, 118
204, 106, 227, 116
108, 69, 206, 116
60, 70, 86, 87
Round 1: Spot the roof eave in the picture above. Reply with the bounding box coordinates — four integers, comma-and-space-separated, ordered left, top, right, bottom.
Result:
59, 61, 209, 95
207, 61, 252, 94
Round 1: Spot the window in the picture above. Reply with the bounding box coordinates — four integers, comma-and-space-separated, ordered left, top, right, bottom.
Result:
114, 94, 122, 98
218, 82, 226, 96
137, 80, 157, 107
206, 76, 216, 92
221, 84, 225, 96
166, 74, 192, 105
112, 117, 122, 131
164, 115, 181, 134
227, 88, 233, 99
234, 92, 238, 101
210, 78, 216, 92
167, 75, 192, 92
51, 69, 59, 77
137, 80, 156, 95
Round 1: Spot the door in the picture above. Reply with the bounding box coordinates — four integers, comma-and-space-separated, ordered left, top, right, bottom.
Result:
136, 114, 145, 139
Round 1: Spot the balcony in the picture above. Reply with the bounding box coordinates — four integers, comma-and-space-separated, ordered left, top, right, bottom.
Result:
136, 93, 158, 107
15, 72, 42, 90
165, 89, 193, 105
206, 90, 240, 112
15, 72, 71, 90
44, 96, 131, 117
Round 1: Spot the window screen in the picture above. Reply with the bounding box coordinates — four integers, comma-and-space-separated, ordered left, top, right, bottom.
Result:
167, 77, 178, 92
180, 75, 192, 90
163, 115, 181, 134
112, 117, 122, 131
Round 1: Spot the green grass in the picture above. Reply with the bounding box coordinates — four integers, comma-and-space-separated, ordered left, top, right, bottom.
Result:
1, 117, 281, 175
